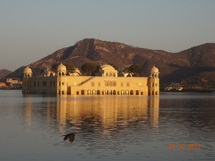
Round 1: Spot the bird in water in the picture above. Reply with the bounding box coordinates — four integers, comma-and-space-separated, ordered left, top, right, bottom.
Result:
63, 133, 75, 142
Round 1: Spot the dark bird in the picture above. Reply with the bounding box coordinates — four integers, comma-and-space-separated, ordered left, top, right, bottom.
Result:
63, 133, 75, 142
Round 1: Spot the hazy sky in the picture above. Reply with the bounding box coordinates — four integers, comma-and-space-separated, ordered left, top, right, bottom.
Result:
1, 0, 215, 71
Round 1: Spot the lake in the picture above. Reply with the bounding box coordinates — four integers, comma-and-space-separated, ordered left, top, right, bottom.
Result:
0, 90, 215, 161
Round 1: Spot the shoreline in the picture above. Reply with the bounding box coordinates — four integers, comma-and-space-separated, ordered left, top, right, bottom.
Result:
161, 88, 214, 93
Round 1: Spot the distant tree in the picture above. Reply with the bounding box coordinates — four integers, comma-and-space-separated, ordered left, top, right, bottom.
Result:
81, 62, 99, 76
33, 68, 43, 77
109, 63, 119, 71
51, 63, 60, 72
64, 63, 76, 73
128, 64, 142, 76
51, 63, 76, 74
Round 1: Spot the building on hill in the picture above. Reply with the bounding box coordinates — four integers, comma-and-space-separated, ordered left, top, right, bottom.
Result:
6, 78, 22, 87
22, 64, 159, 96
0, 82, 7, 88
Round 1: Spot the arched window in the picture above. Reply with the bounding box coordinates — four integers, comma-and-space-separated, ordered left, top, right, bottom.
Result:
81, 90, 85, 95
97, 90, 100, 95
130, 90, 134, 95
113, 90, 116, 95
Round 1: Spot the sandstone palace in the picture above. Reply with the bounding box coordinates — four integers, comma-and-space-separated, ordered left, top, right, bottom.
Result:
22, 64, 159, 96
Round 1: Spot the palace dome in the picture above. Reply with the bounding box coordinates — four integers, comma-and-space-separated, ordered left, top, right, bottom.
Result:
23, 66, 32, 74
100, 64, 115, 71
57, 63, 67, 71
151, 66, 159, 73
73, 68, 81, 75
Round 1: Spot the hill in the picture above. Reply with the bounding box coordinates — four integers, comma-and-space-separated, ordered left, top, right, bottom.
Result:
0, 69, 11, 79
5, 38, 215, 84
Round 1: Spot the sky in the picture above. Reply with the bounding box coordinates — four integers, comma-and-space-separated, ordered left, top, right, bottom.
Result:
0, 0, 215, 71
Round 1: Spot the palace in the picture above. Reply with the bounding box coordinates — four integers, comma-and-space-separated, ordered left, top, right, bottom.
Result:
22, 64, 159, 96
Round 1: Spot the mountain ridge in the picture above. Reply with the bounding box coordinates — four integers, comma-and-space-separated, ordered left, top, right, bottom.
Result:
0, 69, 11, 79
4, 38, 215, 84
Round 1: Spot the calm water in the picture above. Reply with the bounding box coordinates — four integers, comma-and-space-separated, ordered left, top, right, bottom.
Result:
0, 90, 215, 161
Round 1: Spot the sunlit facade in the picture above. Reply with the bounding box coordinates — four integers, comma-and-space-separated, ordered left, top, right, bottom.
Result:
22, 64, 159, 96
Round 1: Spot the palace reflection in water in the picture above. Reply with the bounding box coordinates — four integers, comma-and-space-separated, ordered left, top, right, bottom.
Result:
2, 91, 215, 161
23, 96, 159, 134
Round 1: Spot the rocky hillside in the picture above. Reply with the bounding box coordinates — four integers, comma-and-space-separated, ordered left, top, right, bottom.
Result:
162, 43, 215, 83
0, 69, 11, 79
6, 38, 215, 84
